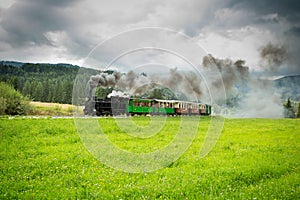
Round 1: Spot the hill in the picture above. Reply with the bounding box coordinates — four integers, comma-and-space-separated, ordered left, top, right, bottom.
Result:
274, 74, 300, 101
0, 61, 98, 104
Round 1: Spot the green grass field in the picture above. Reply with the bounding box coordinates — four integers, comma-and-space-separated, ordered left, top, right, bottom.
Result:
0, 117, 299, 199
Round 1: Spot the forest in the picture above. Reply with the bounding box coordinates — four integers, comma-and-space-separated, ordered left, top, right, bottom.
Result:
0, 62, 97, 104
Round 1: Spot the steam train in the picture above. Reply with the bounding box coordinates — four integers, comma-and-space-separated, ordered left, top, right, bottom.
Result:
84, 96, 211, 116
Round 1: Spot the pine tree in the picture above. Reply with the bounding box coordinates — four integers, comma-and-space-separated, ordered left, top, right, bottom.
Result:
7, 76, 20, 91
284, 98, 295, 118
286, 98, 291, 109
47, 83, 53, 102
22, 80, 31, 97
42, 79, 50, 102
31, 80, 43, 101
53, 80, 62, 103
296, 103, 300, 118
35, 82, 43, 101
61, 79, 72, 104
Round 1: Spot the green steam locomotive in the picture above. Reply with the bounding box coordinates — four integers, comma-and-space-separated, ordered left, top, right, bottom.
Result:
84, 96, 211, 116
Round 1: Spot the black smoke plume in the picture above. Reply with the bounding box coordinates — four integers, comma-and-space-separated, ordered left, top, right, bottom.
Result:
88, 68, 204, 100
202, 54, 249, 91
259, 43, 288, 71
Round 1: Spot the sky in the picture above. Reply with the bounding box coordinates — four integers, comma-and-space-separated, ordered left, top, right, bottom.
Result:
0, 0, 300, 75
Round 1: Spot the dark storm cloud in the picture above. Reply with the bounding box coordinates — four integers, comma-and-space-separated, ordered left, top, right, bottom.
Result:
285, 26, 300, 37
0, 0, 300, 73
229, 0, 300, 23
225, 0, 300, 74
0, 0, 77, 47
0, 0, 166, 61
1, 1, 62, 46
208, 0, 300, 33
36, 0, 80, 7
0, 0, 98, 62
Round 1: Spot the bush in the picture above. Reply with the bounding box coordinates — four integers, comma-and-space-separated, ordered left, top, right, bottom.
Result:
0, 82, 32, 115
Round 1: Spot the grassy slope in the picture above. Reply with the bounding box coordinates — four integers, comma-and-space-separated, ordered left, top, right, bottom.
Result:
0, 117, 299, 199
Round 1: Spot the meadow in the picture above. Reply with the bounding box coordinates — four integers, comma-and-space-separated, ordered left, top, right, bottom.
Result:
0, 117, 299, 199
29, 101, 75, 116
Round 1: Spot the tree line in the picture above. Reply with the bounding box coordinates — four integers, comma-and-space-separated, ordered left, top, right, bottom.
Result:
0, 62, 96, 104
284, 98, 300, 118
